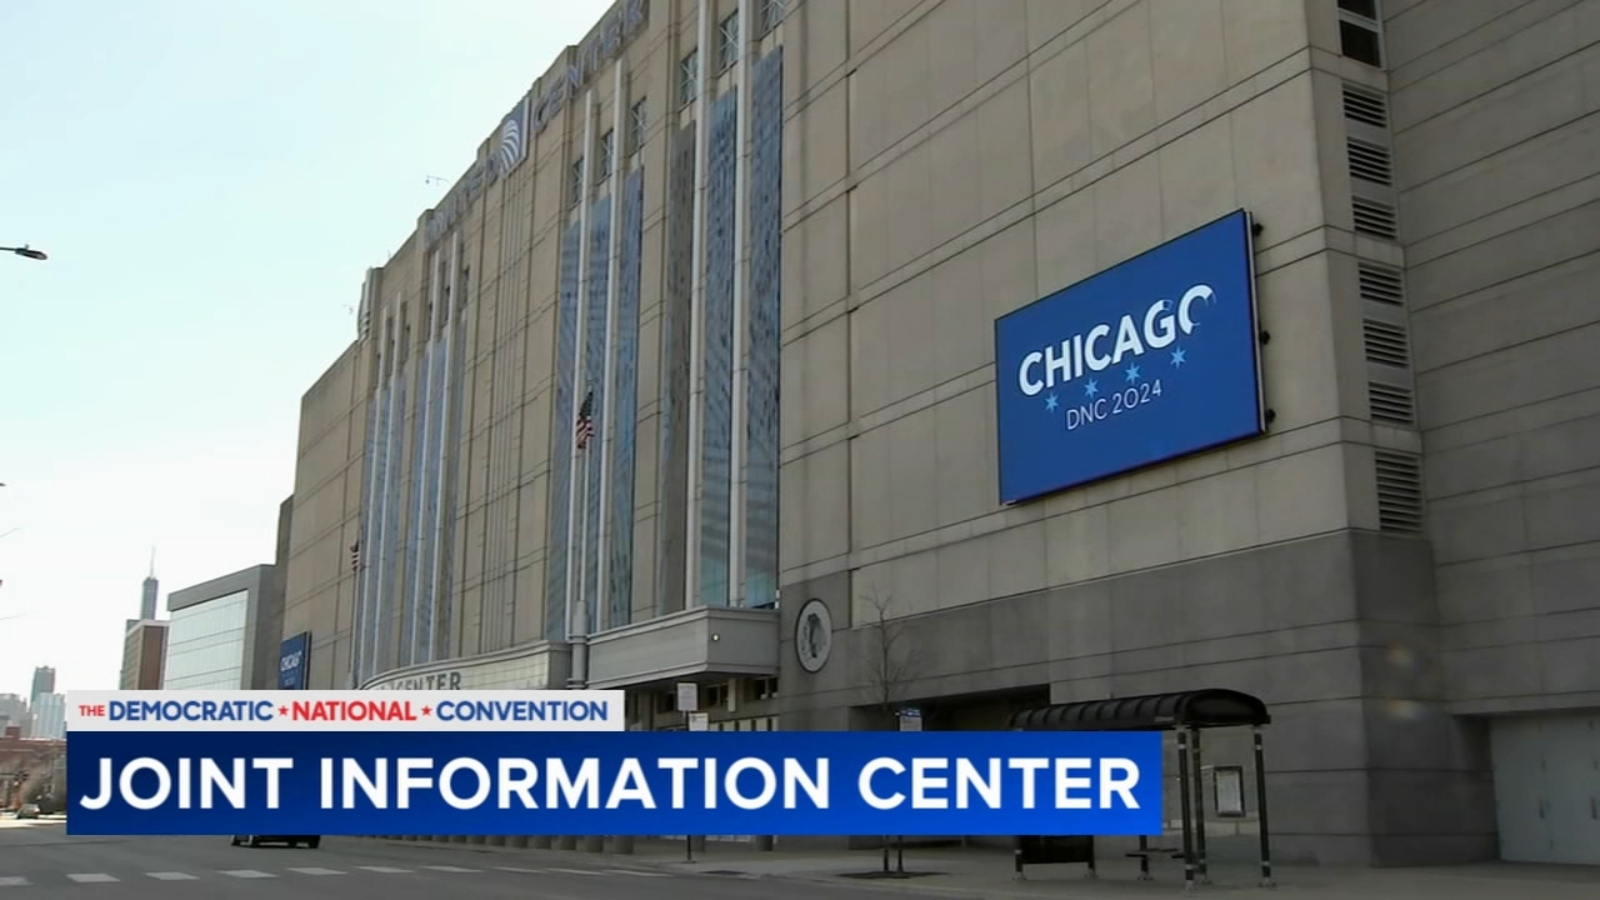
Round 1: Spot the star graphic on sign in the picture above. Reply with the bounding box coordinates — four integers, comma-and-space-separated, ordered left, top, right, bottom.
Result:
1124, 364, 1142, 384
278, 706, 289, 717
1044, 393, 1059, 412
1170, 347, 1187, 367
1083, 379, 1099, 398
421, 705, 433, 717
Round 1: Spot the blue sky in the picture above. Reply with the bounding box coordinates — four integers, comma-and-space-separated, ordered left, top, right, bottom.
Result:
0, 0, 611, 698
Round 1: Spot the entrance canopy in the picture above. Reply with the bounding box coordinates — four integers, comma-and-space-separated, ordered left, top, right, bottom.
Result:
1009, 688, 1269, 732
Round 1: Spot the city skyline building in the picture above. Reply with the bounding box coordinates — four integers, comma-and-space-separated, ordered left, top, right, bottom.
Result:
28, 666, 53, 711
140, 549, 159, 621
29, 692, 64, 740
282, 0, 1600, 869
119, 620, 167, 690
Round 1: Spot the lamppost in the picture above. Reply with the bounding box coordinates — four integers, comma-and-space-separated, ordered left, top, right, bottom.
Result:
1, 246, 47, 261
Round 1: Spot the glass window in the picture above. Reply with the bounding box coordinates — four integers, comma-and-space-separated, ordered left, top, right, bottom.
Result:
597, 130, 614, 182
760, 0, 786, 34
629, 99, 647, 155
569, 157, 585, 207
718, 12, 740, 70
163, 590, 250, 690
678, 49, 699, 107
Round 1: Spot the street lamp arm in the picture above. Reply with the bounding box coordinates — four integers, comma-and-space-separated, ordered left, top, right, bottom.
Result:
1, 245, 48, 261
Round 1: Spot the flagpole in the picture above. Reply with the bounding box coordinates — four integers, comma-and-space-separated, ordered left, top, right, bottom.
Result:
568, 392, 595, 691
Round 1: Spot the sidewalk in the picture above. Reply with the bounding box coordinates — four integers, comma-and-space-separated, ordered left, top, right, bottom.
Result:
370, 837, 1600, 899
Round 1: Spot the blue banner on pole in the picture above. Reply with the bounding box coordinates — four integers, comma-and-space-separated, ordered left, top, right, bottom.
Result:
994, 209, 1265, 504
66, 730, 1163, 836
277, 633, 310, 691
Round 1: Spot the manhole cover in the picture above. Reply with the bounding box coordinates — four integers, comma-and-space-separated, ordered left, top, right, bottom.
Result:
839, 871, 942, 880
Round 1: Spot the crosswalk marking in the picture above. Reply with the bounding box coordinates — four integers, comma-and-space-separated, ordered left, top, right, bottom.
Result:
220, 869, 276, 879
0, 876, 29, 887
66, 874, 118, 883
494, 866, 547, 873
357, 866, 413, 873
148, 872, 200, 880
607, 869, 670, 877
422, 865, 480, 873
288, 867, 346, 876
551, 868, 604, 875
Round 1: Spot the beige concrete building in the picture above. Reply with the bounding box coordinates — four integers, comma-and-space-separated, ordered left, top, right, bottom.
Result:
284, 0, 1600, 867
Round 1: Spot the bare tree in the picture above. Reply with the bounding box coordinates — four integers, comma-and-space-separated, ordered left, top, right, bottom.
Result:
858, 588, 919, 722
857, 589, 921, 876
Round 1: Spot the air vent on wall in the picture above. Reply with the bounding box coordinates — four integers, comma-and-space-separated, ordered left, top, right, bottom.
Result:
1374, 450, 1424, 533
1358, 261, 1405, 306
1362, 318, 1411, 368
1353, 197, 1399, 239
1342, 84, 1389, 127
1347, 137, 1393, 185
1368, 382, 1416, 426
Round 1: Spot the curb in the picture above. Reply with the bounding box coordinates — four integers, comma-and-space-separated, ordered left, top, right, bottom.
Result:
352, 837, 1094, 899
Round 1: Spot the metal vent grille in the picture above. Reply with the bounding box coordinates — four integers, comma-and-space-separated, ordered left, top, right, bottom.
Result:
1374, 450, 1425, 533
1353, 197, 1399, 239
1363, 318, 1411, 367
1343, 84, 1389, 127
1369, 382, 1416, 425
1359, 262, 1405, 306
1347, 137, 1393, 185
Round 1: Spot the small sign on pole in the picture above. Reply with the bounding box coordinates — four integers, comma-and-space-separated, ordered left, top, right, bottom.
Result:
898, 707, 922, 732
688, 712, 710, 732
676, 682, 699, 713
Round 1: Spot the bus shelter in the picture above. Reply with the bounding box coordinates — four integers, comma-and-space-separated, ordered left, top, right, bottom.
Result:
1009, 688, 1275, 891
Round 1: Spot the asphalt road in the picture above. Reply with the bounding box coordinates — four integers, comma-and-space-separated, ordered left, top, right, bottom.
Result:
0, 820, 934, 900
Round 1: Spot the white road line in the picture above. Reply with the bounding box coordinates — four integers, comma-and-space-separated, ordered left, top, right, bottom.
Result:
0, 876, 29, 887
220, 869, 276, 879
148, 872, 200, 880
421, 865, 480, 873
494, 866, 547, 874
66, 874, 119, 883
358, 866, 413, 873
550, 868, 604, 876
606, 869, 670, 877
288, 867, 346, 876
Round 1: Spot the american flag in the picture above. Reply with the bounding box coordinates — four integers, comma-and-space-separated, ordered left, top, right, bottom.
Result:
575, 390, 596, 449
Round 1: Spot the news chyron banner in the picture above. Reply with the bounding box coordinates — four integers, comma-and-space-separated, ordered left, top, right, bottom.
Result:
66, 691, 1162, 837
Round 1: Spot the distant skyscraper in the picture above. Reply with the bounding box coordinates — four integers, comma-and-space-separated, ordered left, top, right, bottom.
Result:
29, 666, 54, 710
141, 548, 159, 620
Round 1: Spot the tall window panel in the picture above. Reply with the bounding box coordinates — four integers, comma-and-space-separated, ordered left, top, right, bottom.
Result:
544, 220, 585, 641
415, 330, 449, 663
608, 168, 646, 629
401, 348, 433, 667
362, 380, 396, 685
581, 195, 614, 633
432, 303, 470, 660
377, 375, 408, 676
699, 89, 739, 608
657, 125, 697, 615
744, 48, 784, 609
352, 391, 381, 685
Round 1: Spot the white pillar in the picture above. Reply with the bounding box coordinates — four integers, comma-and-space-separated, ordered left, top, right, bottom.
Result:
684, 0, 713, 610
596, 63, 628, 631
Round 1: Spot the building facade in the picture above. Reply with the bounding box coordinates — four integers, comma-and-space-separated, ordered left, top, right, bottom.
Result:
165, 564, 282, 691
0, 695, 27, 738
120, 620, 168, 690
29, 693, 64, 741
28, 667, 54, 712
284, 0, 1600, 867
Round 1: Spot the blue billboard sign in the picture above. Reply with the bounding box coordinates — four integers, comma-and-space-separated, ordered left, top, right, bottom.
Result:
278, 633, 311, 691
994, 210, 1265, 504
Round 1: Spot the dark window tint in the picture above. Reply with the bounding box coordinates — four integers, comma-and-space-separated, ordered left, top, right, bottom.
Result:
1340, 21, 1382, 67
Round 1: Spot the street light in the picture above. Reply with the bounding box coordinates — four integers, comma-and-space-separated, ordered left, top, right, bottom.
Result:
1, 246, 47, 261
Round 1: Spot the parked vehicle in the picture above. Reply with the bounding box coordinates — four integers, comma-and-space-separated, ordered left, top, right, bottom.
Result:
15, 804, 40, 820
230, 835, 321, 848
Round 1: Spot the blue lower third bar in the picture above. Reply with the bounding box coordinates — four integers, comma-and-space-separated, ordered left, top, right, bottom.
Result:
66, 730, 1163, 836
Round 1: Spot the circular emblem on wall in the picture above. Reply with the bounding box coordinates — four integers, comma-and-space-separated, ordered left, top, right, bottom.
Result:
795, 598, 834, 673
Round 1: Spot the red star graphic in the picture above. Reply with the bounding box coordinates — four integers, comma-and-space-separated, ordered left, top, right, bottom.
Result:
278, 706, 289, 717
421, 705, 433, 716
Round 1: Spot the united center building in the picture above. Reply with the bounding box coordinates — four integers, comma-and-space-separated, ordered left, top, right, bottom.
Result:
283, 0, 1600, 867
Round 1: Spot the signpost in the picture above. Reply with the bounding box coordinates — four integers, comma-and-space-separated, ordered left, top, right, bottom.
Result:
676, 683, 699, 861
